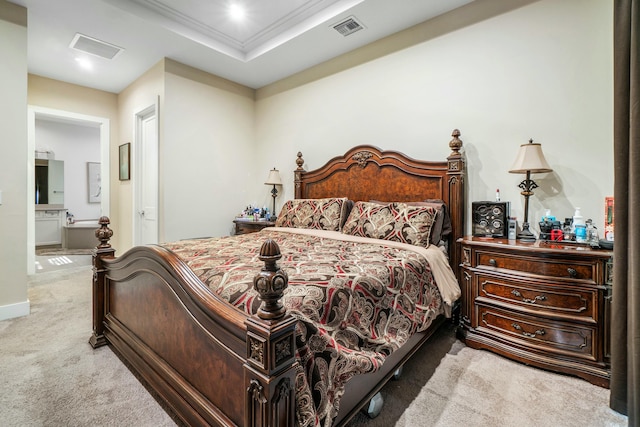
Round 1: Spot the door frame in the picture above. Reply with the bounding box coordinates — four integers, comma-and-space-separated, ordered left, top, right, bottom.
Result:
133, 101, 159, 246
27, 105, 110, 275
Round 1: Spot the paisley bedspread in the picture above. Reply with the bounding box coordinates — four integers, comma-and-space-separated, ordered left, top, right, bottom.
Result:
162, 227, 459, 427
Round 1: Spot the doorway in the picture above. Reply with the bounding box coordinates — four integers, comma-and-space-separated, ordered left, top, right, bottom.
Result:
27, 106, 110, 275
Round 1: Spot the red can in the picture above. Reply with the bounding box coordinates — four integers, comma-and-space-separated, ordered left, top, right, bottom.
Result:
550, 229, 563, 241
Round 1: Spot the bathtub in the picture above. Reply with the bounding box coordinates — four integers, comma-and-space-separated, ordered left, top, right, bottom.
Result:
62, 219, 100, 249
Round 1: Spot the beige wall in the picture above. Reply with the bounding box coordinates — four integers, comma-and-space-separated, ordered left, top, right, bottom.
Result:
115, 60, 164, 250
28, 75, 118, 119
0, 1, 28, 320
114, 59, 255, 249
163, 61, 255, 241
255, 0, 613, 233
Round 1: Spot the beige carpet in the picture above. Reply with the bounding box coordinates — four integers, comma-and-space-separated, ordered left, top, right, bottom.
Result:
35, 254, 93, 273
346, 329, 627, 427
0, 266, 176, 427
35, 248, 94, 256
0, 266, 628, 427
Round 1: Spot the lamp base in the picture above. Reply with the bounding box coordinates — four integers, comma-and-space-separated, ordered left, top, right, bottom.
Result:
270, 186, 278, 219
517, 222, 537, 242
517, 234, 537, 242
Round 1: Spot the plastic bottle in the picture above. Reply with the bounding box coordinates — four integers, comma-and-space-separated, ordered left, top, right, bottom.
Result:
572, 208, 585, 230
575, 224, 587, 243
562, 218, 573, 241
586, 219, 599, 245
542, 209, 556, 222
572, 208, 586, 242
495, 189, 500, 202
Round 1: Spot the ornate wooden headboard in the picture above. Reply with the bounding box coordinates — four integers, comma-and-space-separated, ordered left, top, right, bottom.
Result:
293, 129, 465, 278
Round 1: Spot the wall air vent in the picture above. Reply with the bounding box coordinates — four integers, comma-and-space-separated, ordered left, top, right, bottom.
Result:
69, 33, 124, 60
332, 16, 365, 37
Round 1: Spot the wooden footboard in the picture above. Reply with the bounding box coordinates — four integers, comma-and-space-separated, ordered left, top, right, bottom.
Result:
90, 217, 298, 426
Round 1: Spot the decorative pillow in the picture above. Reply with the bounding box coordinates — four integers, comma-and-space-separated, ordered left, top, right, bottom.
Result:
275, 198, 350, 231
342, 201, 437, 247
369, 199, 448, 245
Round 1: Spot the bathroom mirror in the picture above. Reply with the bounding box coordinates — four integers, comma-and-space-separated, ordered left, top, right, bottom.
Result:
35, 159, 64, 206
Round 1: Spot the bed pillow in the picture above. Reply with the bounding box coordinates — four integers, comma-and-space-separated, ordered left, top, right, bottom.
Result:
342, 201, 437, 247
369, 200, 449, 245
422, 199, 452, 244
341, 199, 355, 229
275, 198, 350, 231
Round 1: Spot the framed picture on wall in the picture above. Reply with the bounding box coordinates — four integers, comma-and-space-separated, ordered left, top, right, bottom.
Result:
119, 143, 130, 181
87, 162, 101, 203
604, 196, 614, 240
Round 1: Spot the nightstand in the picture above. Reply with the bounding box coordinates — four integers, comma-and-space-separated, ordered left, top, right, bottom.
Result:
233, 219, 276, 235
458, 237, 613, 387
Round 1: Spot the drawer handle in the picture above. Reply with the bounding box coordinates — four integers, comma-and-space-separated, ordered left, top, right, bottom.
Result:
511, 322, 546, 338
511, 289, 547, 304
567, 268, 577, 278
489, 258, 497, 267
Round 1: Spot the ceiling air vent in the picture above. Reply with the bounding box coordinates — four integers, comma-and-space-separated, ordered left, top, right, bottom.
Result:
69, 33, 124, 60
332, 16, 365, 37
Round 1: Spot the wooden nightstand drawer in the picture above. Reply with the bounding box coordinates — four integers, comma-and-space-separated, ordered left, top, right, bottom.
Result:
477, 306, 596, 362
475, 273, 597, 322
475, 249, 597, 283
233, 220, 275, 235
459, 237, 612, 387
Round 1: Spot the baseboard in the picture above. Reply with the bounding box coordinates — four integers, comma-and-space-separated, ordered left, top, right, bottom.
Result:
0, 299, 30, 321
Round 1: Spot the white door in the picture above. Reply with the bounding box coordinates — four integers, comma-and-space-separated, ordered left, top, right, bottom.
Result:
134, 104, 159, 246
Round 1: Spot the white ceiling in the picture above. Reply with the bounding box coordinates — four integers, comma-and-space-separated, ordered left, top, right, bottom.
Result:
9, 0, 474, 93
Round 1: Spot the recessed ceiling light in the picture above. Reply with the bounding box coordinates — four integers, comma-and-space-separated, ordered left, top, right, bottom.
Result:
228, 3, 245, 21
75, 57, 93, 71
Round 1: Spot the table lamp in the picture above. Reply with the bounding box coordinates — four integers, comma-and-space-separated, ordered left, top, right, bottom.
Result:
508, 139, 553, 242
264, 168, 282, 219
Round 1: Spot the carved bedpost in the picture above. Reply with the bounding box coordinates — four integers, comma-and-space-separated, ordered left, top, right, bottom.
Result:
447, 129, 465, 286
89, 216, 115, 349
294, 151, 304, 199
244, 239, 297, 427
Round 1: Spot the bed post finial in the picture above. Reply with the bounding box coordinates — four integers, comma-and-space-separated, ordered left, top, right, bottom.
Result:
295, 152, 304, 170
95, 216, 113, 249
449, 129, 463, 156
295, 152, 305, 198
253, 239, 289, 320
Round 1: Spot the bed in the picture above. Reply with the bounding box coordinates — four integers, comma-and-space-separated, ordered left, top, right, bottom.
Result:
89, 130, 466, 427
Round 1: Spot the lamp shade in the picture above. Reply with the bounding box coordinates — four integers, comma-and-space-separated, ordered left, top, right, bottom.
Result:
509, 139, 553, 174
265, 168, 282, 185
